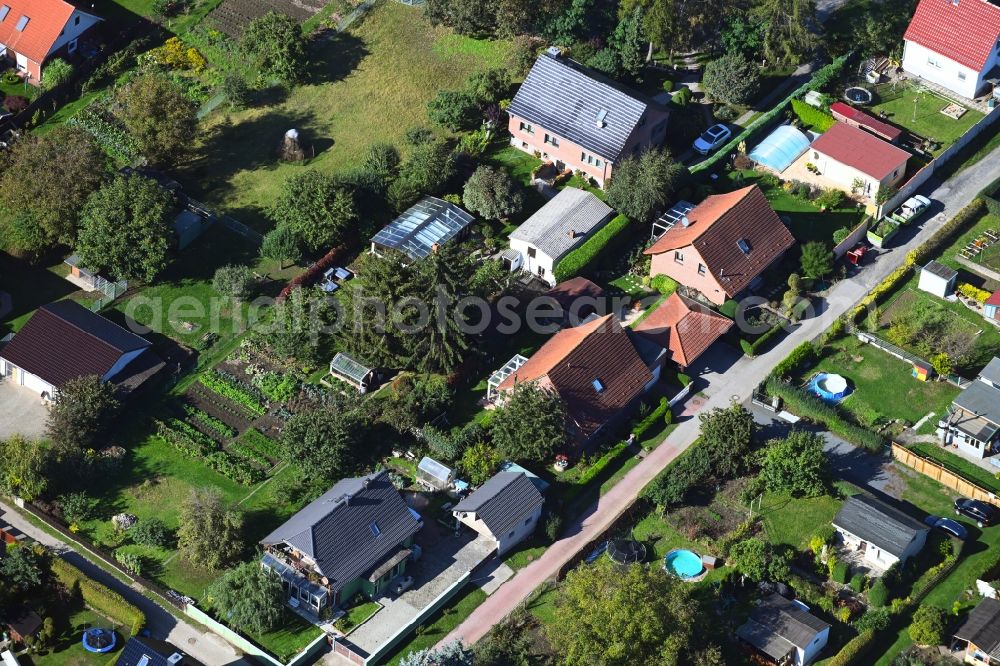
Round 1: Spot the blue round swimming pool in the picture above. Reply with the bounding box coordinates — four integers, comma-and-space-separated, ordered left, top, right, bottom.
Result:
664, 549, 704, 579
810, 372, 851, 402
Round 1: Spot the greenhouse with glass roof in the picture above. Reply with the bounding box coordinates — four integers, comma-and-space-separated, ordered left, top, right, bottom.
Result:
370, 196, 475, 261
329, 352, 377, 393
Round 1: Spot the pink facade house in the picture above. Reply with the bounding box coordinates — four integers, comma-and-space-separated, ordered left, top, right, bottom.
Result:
0, 0, 101, 86
506, 49, 670, 188
645, 185, 795, 306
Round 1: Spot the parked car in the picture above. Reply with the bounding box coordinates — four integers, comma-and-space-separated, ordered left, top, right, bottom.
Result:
692, 124, 732, 155
924, 515, 968, 540
955, 498, 999, 527
888, 195, 932, 225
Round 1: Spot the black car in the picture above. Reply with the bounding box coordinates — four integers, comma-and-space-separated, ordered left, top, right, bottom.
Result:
955, 498, 999, 527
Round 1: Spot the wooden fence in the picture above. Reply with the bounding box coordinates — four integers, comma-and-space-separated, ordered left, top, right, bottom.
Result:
891, 442, 1000, 506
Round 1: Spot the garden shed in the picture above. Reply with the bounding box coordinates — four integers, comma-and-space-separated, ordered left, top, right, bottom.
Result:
172, 210, 211, 251
984, 291, 1000, 321
328, 352, 377, 393
918, 261, 958, 298
417, 456, 454, 490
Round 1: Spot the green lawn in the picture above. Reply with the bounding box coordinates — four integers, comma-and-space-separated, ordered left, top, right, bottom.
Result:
383, 585, 488, 665
180, 2, 512, 230
0, 255, 85, 333
759, 491, 846, 551
0, 75, 40, 102
908, 442, 1000, 495
23, 608, 127, 666
336, 600, 381, 633
871, 82, 985, 152
802, 334, 962, 426
928, 208, 1000, 275
246, 613, 323, 663
724, 171, 866, 248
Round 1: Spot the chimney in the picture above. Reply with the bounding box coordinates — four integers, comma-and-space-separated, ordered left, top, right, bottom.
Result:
546, 46, 561, 58
680, 215, 691, 227
167, 654, 184, 665
567, 229, 576, 238
431, 242, 440, 254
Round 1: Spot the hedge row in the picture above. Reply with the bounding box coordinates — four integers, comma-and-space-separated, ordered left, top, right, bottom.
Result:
50, 557, 146, 635
770, 341, 817, 379
765, 377, 884, 451
742, 322, 785, 358
827, 630, 876, 666
790, 98, 836, 131
553, 214, 632, 283
692, 54, 849, 174
277, 244, 347, 301
632, 397, 671, 440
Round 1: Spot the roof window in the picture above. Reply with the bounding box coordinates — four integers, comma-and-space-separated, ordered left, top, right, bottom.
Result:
369, 522, 381, 537
592, 379, 604, 393
595, 109, 608, 128
737, 239, 751, 256
15, 14, 28, 30
0, 6, 9, 21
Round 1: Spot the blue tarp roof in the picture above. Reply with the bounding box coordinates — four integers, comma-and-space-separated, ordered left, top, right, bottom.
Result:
748, 125, 812, 173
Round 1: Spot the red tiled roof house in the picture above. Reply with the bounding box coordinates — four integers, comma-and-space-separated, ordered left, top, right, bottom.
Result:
902, 0, 1000, 99
644, 185, 795, 306
0, 0, 101, 85
497, 314, 658, 448
633, 292, 734, 369
507, 49, 669, 188
808, 123, 910, 202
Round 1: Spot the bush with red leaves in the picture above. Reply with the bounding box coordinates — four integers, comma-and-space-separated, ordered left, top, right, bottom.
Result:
4, 95, 29, 113
276, 245, 347, 301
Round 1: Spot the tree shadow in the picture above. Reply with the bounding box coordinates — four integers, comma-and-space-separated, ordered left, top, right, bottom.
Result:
307, 31, 369, 85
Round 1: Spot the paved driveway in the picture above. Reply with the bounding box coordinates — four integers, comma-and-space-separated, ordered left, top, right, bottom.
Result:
0, 378, 49, 439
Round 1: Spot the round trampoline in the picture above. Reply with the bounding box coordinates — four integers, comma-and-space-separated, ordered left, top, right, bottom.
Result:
845, 87, 873, 104
82, 628, 117, 653
664, 549, 704, 580
606, 539, 646, 565
810, 373, 851, 402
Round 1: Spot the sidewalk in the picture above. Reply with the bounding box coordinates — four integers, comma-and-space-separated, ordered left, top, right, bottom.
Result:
0, 500, 246, 666
438, 143, 1000, 649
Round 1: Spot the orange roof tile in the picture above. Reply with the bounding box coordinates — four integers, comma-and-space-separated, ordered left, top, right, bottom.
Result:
498, 315, 653, 440
904, 0, 1000, 72
0, 0, 78, 65
634, 293, 733, 367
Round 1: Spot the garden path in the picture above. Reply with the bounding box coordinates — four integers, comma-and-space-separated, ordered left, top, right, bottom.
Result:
437, 140, 1000, 649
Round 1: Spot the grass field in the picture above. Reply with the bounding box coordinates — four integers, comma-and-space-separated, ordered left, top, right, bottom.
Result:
24, 608, 127, 666
179, 3, 512, 231
803, 334, 962, 426
759, 491, 845, 550
872, 82, 984, 153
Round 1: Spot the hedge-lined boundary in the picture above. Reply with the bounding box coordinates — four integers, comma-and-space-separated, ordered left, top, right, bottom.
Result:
51, 556, 146, 635
827, 630, 876, 666
692, 54, 849, 174
764, 377, 884, 451
790, 98, 836, 131
632, 397, 671, 439
553, 214, 631, 282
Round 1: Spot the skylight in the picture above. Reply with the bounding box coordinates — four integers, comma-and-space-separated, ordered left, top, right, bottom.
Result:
15, 14, 28, 31
737, 239, 751, 256
0, 6, 10, 21
592, 379, 604, 393
369, 522, 381, 537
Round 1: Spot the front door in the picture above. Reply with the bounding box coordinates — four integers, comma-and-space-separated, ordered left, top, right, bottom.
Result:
14, 52, 26, 72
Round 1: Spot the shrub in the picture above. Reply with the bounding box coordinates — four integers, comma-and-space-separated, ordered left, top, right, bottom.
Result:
868, 579, 889, 607
853, 607, 890, 633
740, 339, 754, 357
50, 557, 145, 634
833, 226, 852, 245
827, 630, 876, 666
714, 104, 741, 122
661, 80, 673, 93
831, 560, 850, 584
2, 71, 19, 85
672, 87, 692, 106
958, 282, 991, 303
131, 518, 174, 548
676, 372, 692, 387
223, 73, 251, 109
909, 605, 946, 645
114, 550, 143, 576
4, 95, 28, 113
790, 98, 836, 131
632, 398, 670, 440
815, 188, 846, 210
553, 215, 632, 282
770, 342, 817, 379
650, 274, 679, 295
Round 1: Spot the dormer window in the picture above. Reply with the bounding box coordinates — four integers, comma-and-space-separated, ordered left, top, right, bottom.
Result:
592, 379, 604, 393
369, 522, 381, 537
15, 14, 28, 31
0, 6, 10, 21
737, 239, 751, 256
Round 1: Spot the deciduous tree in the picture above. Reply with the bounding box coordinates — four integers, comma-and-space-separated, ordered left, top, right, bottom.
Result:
112, 74, 197, 165
212, 265, 256, 300
550, 562, 696, 665
177, 488, 245, 569
605, 149, 683, 223
0, 127, 105, 253
41, 58, 73, 90
698, 402, 757, 479
427, 90, 481, 131
759, 431, 828, 497
280, 410, 363, 482
388, 140, 455, 211
0, 436, 50, 500
270, 171, 357, 254
77, 174, 175, 282
462, 166, 523, 221
260, 225, 302, 270
702, 51, 761, 105
491, 383, 567, 464
752, 0, 817, 64
46, 375, 120, 457
461, 442, 502, 485
0, 546, 44, 592
239, 12, 308, 83
207, 562, 286, 634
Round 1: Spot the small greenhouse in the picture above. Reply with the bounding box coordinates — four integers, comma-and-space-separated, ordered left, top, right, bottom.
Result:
748, 124, 812, 173
370, 196, 474, 261
417, 456, 454, 490
329, 352, 376, 393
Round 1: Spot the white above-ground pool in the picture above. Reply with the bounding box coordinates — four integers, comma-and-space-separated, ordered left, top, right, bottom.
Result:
810, 372, 851, 402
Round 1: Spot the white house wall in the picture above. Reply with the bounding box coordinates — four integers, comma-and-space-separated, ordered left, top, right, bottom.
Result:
811, 149, 905, 200
801, 626, 830, 665
454, 503, 543, 556
902, 40, 994, 99
508, 237, 557, 286
48, 10, 101, 56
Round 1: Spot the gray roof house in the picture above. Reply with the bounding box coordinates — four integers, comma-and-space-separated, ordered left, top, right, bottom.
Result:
506, 50, 670, 187
453, 472, 544, 555
941, 357, 1000, 459
737, 594, 830, 666
507, 187, 614, 286
954, 597, 1000, 665
261, 471, 422, 611
832, 494, 929, 570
